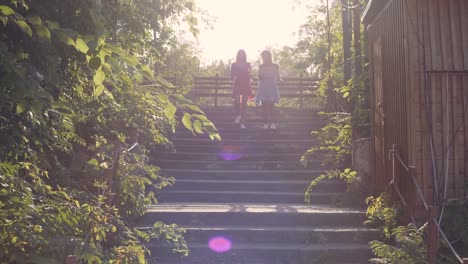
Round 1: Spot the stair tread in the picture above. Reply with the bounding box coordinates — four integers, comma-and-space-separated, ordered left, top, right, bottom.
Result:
180, 226, 378, 232
161, 169, 323, 173
147, 203, 365, 214
159, 242, 370, 251
161, 190, 331, 196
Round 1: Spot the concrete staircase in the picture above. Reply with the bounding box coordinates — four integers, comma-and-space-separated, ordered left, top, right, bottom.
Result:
142, 107, 376, 264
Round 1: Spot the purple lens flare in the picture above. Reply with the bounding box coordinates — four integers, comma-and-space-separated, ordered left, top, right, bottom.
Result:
218, 144, 244, 161
208, 236, 232, 253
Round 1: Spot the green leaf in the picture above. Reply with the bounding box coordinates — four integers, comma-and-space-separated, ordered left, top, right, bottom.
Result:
27, 15, 41, 25
156, 94, 169, 103
102, 63, 111, 75
51, 101, 73, 113
75, 38, 89, 54
87, 158, 99, 166
140, 64, 154, 78
193, 120, 203, 134
31, 101, 43, 114
57, 31, 75, 46
44, 20, 59, 30
0, 6, 15, 16
164, 102, 177, 119
94, 84, 105, 97
16, 20, 32, 38
89, 57, 101, 70
34, 24, 51, 41
120, 54, 139, 67
182, 113, 193, 132
16, 101, 26, 113
103, 88, 114, 100
186, 104, 205, 114
106, 56, 120, 72
93, 69, 105, 86
0, 16, 7, 26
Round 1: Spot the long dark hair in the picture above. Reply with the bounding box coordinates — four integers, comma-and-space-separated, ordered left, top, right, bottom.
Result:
236, 49, 247, 63
261, 50, 273, 65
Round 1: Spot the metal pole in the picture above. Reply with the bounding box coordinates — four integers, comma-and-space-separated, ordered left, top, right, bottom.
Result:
427, 206, 439, 264
215, 74, 219, 107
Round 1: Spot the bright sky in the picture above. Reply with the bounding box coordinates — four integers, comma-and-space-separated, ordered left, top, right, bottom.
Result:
195, 0, 319, 64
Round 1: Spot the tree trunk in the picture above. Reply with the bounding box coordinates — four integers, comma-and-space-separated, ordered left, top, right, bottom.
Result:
353, 0, 362, 77
341, 0, 352, 85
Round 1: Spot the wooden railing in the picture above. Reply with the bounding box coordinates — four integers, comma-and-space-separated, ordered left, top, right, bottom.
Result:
191, 75, 319, 108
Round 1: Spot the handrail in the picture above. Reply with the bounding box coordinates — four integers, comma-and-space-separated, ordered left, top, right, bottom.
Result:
192, 75, 318, 108
388, 144, 466, 263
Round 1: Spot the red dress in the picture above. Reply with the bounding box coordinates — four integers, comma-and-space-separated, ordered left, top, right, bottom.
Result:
231, 62, 252, 98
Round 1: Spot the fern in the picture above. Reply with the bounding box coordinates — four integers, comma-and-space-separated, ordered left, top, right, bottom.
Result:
305, 168, 359, 203
370, 224, 427, 264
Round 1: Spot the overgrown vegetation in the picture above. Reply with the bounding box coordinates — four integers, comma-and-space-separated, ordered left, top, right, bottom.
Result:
438, 200, 468, 263
0, 0, 218, 263
364, 193, 427, 264
301, 112, 363, 205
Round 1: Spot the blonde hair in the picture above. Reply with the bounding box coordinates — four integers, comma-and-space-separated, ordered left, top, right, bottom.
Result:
261, 50, 273, 64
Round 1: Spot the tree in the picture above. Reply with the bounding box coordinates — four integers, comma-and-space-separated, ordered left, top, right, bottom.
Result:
0, 0, 218, 263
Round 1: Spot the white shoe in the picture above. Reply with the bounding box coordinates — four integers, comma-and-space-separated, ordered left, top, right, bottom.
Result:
270, 123, 277, 129
240, 124, 246, 129
234, 115, 241, 124
263, 123, 269, 129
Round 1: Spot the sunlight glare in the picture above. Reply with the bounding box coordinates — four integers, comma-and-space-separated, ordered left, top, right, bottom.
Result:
196, 0, 315, 63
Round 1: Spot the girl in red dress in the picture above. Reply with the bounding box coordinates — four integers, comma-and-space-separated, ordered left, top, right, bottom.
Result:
230, 49, 252, 128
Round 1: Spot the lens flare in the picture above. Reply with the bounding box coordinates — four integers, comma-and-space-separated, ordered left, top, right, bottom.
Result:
218, 144, 244, 161
208, 236, 232, 253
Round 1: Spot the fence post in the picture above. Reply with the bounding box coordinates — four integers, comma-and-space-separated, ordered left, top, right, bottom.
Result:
215, 74, 219, 107
463, 258, 468, 264
65, 255, 78, 264
427, 206, 439, 264
299, 74, 304, 109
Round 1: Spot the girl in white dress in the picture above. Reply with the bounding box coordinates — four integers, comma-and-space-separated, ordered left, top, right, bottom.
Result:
255, 50, 281, 129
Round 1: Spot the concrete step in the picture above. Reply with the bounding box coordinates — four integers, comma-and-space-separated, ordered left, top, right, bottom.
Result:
148, 242, 371, 264
169, 179, 344, 193
203, 113, 324, 124
171, 138, 317, 146
160, 169, 323, 181
141, 204, 367, 227
199, 107, 321, 117
158, 190, 340, 204
171, 143, 313, 153
179, 226, 379, 245
172, 130, 315, 140
180, 122, 320, 131
155, 152, 303, 162
157, 160, 320, 170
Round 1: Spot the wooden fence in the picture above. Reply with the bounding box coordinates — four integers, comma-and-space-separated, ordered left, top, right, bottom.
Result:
191, 75, 319, 108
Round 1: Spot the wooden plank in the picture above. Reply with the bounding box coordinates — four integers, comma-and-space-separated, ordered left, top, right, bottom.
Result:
452, 75, 465, 198
461, 0, 468, 70
443, 74, 455, 198
438, 1, 454, 71
422, 1, 432, 71
431, 75, 443, 199
428, 0, 443, 70
449, 0, 464, 70
463, 76, 468, 197
411, 0, 427, 198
